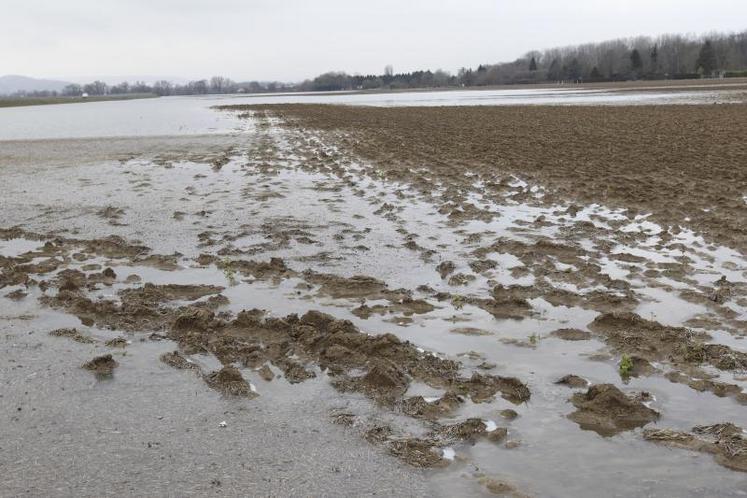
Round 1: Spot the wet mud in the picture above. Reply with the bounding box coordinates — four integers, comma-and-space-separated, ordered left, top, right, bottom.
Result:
4, 101, 747, 496
82, 354, 118, 375
232, 104, 747, 254
644, 423, 747, 473
567, 384, 659, 436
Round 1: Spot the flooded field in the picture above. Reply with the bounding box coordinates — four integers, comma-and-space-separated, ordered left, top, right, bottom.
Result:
0, 80, 744, 140
1, 91, 746, 497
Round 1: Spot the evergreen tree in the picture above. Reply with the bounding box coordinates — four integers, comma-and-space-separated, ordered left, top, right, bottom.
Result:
630, 49, 643, 71
696, 40, 717, 75
548, 59, 561, 80
649, 44, 659, 72
565, 58, 582, 80
529, 56, 538, 71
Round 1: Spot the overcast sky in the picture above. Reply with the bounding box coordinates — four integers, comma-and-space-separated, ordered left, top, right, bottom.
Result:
2, 0, 746, 82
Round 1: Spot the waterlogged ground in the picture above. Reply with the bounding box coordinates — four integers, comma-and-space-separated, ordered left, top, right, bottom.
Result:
1, 106, 746, 497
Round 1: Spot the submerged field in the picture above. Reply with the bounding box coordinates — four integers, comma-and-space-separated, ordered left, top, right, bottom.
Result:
1, 98, 746, 496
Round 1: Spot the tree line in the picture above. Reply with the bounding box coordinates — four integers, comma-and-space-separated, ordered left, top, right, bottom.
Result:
11, 76, 293, 98
299, 30, 747, 91
10, 29, 747, 98
54, 76, 293, 97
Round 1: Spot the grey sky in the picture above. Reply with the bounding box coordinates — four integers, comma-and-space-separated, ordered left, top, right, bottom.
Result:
3, 0, 746, 82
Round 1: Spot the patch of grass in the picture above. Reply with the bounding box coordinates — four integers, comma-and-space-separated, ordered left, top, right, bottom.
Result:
619, 354, 634, 378
220, 257, 237, 285
451, 294, 465, 310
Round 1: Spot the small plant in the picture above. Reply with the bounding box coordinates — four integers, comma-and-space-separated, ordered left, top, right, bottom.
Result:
619, 354, 634, 377
451, 295, 465, 310
221, 257, 237, 286
529, 332, 540, 345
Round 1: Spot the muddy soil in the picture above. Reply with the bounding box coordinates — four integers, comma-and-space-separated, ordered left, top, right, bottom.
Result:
567, 383, 659, 436
644, 423, 747, 472
3, 100, 747, 497
231, 104, 747, 254
82, 354, 118, 375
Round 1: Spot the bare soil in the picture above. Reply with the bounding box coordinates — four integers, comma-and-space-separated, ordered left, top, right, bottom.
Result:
232, 104, 747, 254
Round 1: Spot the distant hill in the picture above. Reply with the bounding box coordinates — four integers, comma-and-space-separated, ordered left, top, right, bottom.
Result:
0, 75, 73, 95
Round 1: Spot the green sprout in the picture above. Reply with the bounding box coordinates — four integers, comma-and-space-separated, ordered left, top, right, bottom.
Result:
619, 354, 634, 377
221, 257, 237, 286
451, 295, 465, 310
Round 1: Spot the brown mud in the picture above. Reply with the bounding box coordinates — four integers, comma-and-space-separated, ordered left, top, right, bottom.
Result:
590, 311, 747, 402
567, 384, 659, 436
49, 327, 94, 344
3, 230, 529, 452
5, 99, 747, 496
230, 104, 747, 254
82, 354, 118, 375
644, 423, 747, 472
12, 230, 531, 469
204, 366, 257, 397
160, 350, 199, 370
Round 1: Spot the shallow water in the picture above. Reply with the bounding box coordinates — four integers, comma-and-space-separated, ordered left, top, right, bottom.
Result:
0, 238, 45, 257
0, 85, 742, 141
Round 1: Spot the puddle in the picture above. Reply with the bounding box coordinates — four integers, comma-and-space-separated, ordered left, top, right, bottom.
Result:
0, 238, 45, 257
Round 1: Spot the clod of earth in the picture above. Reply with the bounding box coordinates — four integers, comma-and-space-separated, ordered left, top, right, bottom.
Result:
556, 374, 589, 388
644, 423, 747, 472
450, 327, 492, 336
567, 383, 659, 436
499, 409, 519, 420
160, 351, 199, 370
82, 354, 118, 375
303, 271, 391, 300
105, 337, 128, 348
257, 364, 274, 381
436, 260, 456, 279
590, 312, 747, 371
376, 418, 506, 468
204, 366, 257, 397
352, 298, 435, 319
550, 328, 592, 341
589, 312, 747, 400
487, 428, 509, 443
4, 289, 27, 300
430, 418, 489, 443
215, 256, 291, 282
400, 393, 463, 420
49, 327, 94, 344
479, 477, 531, 497
387, 438, 447, 468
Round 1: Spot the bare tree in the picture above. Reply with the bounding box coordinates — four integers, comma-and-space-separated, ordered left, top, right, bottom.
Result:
83, 81, 108, 96
63, 84, 82, 96
153, 80, 173, 96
